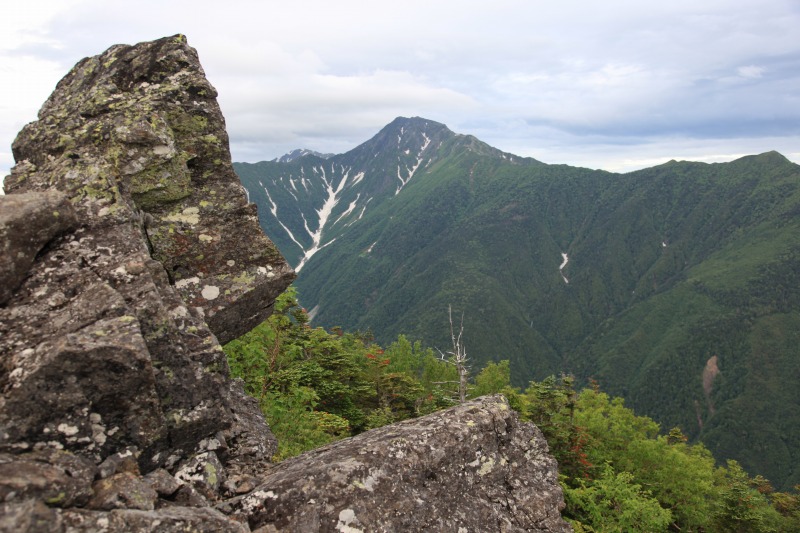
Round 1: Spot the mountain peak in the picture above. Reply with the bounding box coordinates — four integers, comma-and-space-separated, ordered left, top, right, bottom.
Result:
376, 116, 453, 145
274, 148, 334, 163
386, 115, 446, 129
751, 150, 791, 165
338, 116, 455, 166
727, 150, 795, 172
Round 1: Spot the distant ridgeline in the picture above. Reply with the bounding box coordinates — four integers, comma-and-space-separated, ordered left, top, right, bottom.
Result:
234, 117, 800, 490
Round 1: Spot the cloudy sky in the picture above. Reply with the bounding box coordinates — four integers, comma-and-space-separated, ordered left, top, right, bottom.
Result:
1, 0, 799, 183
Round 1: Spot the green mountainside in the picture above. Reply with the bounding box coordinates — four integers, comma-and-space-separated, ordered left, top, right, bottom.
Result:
224, 295, 800, 532
234, 118, 800, 489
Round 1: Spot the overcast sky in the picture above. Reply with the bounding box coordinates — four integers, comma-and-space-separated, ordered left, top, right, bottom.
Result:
2, 0, 799, 184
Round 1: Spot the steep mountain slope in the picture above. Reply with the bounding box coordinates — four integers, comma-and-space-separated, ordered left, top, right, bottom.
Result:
235, 119, 800, 489
235, 117, 530, 270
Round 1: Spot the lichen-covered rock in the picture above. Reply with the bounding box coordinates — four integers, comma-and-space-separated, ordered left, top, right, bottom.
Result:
5, 34, 294, 344
0, 34, 289, 505
97, 447, 141, 479
219, 379, 278, 481
61, 507, 249, 532
143, 468, 183, 498
0, 450, 97, 508
173, 483, 211, 508
175, 451, 224, 496
87, 472, 158, 511
224, 395, 571, 533
0, 499, 62, 533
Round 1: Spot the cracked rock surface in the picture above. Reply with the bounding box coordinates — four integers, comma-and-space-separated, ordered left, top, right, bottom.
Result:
223, 395, 570, 533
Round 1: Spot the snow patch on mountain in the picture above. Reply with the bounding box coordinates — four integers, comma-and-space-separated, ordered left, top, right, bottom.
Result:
559, 252, 569, 284
395, 133, 432, 195
263, 186, 305, 252
334, 193, 361, 225
296, 171, 351, 272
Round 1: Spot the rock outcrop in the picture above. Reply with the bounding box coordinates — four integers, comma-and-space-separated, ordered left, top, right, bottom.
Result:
224, 395, 568, 532
1, 34, 292, 531
0, 35, 570, 532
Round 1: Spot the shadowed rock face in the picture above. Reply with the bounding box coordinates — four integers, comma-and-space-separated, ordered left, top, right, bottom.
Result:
0, 35, 570, 532
0, 192, 79, 306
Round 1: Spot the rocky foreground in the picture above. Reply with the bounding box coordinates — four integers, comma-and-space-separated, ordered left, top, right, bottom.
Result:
0, 35, 569, 532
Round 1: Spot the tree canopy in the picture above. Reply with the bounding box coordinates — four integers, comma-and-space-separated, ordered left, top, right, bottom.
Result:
224, 289, 799, 531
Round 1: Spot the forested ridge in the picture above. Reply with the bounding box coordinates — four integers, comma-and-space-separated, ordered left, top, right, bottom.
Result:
235, 119, 800, 491
224, 292, 800, 532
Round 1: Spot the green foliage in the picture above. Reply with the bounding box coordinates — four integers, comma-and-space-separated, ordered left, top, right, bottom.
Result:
257, 388, 350, 461
572, 389, 717, 530
518, 375, 594, 480
226, 297, 799, 531
563, 464, 673, 532
383, 334, 460, 409
519, 377, 799, 532
223, 288, 458, 459
470, 360, 511, 397
710, 460, 786, 533
770, 487, 800, 531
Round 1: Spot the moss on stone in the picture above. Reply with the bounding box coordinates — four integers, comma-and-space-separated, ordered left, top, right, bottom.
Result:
46, 492, 67, 505
166, 110, 208, 136
204, 461, 218, 487
129, 154, 192, 211
58, 134, 76, 151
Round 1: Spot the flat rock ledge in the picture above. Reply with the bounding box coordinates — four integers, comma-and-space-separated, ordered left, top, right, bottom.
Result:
0, 35, 570, 532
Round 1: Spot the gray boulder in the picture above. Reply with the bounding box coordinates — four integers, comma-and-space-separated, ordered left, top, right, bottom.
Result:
224, 395, 569, 533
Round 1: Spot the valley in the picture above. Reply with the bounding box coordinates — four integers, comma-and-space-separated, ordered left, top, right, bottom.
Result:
235, 117, 800, 490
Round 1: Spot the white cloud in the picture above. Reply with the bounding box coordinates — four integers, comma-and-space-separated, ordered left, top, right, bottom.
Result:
2, 0, 799, 183
737, 65, 765, 79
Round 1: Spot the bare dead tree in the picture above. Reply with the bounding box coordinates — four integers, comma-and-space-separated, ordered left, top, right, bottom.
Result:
434, 305, 470, 404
